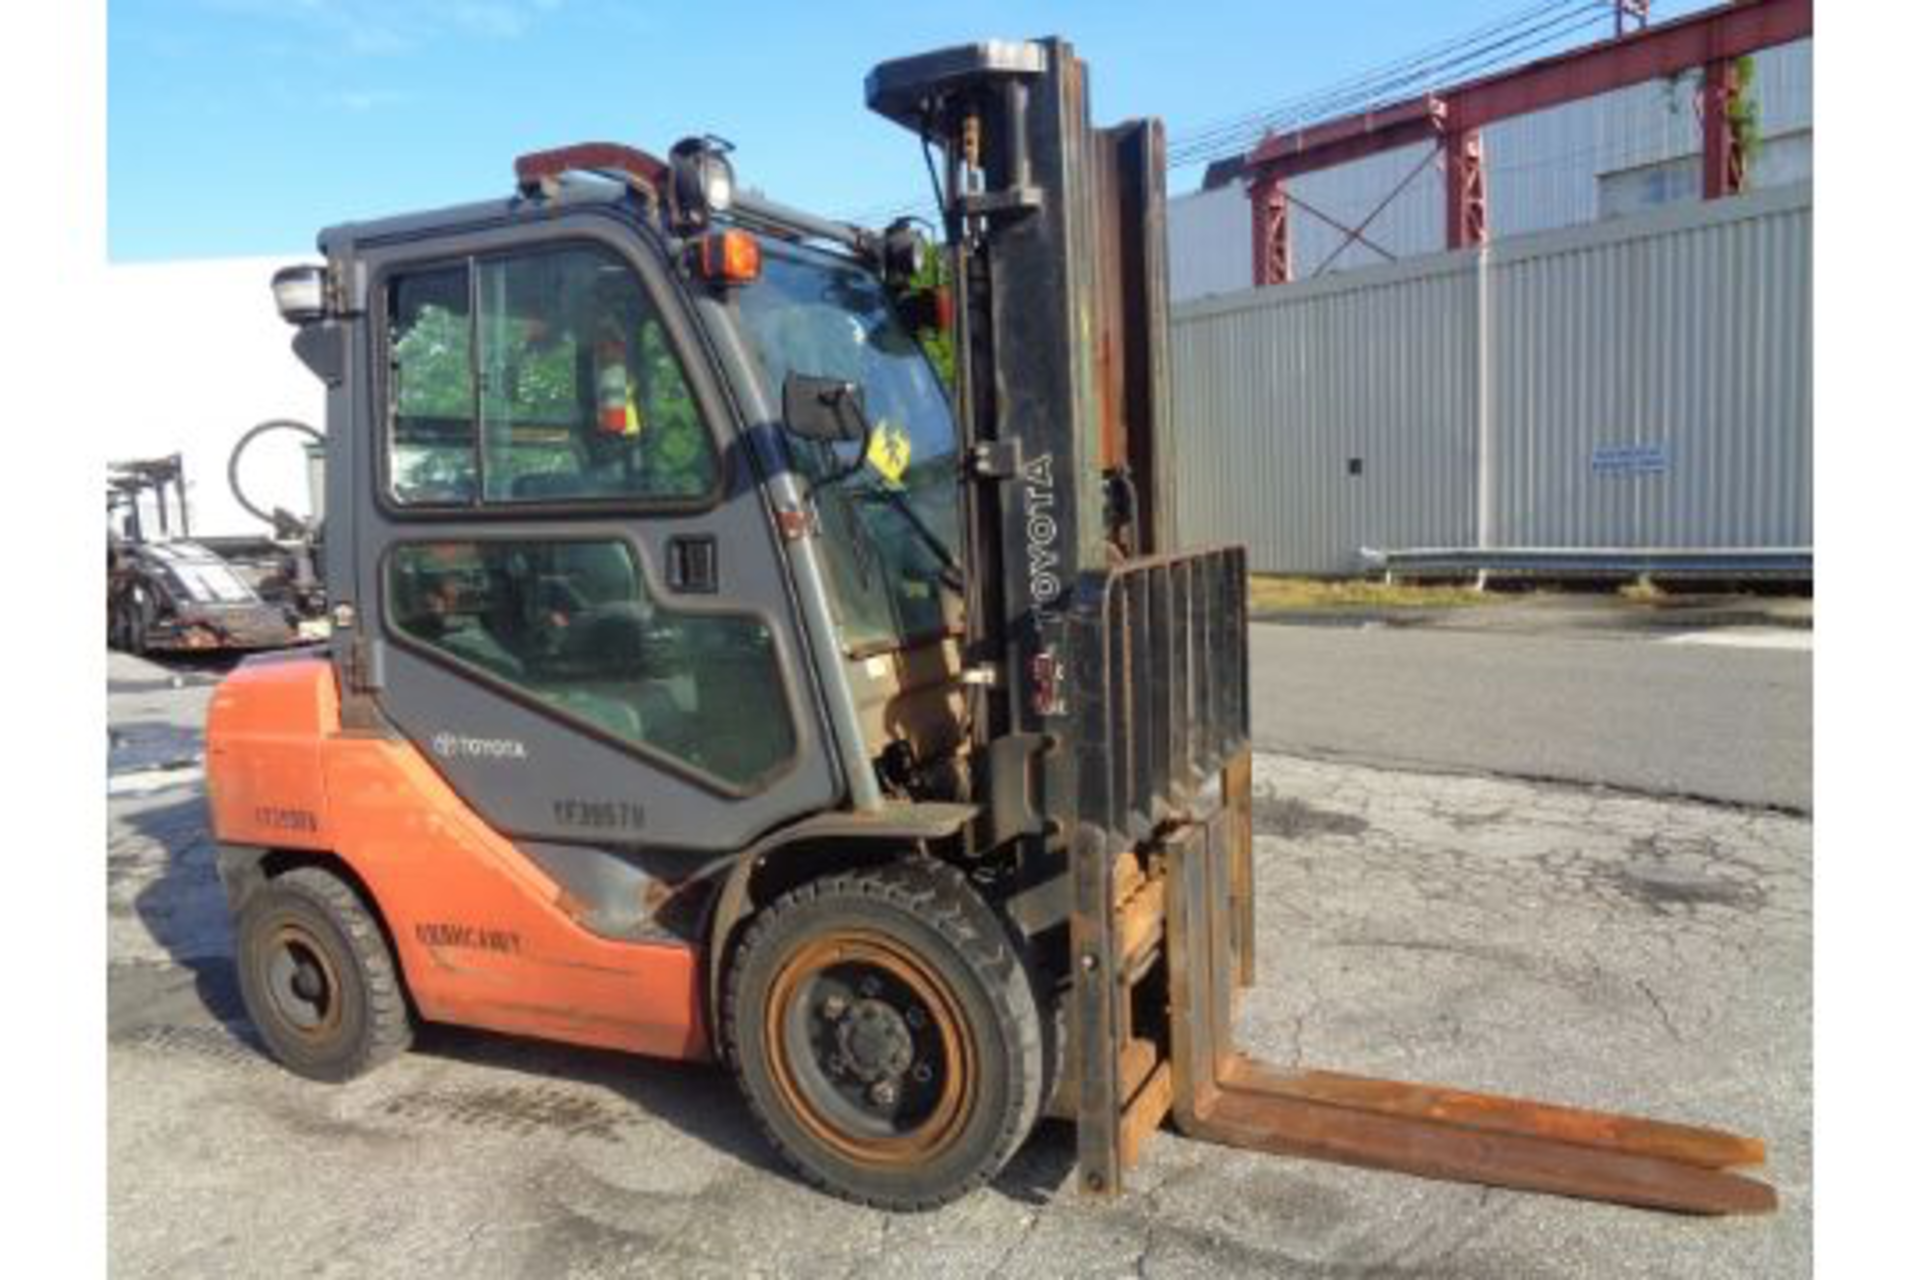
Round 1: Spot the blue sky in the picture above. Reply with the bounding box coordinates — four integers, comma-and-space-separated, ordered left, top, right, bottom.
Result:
109, 0, 1720, 261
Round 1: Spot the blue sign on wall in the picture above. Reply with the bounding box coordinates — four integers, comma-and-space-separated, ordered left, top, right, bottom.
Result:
1592, 442, 1669, 477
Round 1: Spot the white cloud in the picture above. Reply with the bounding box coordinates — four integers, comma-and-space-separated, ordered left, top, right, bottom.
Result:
204, 1, 563, 57
444, 4, 533, 40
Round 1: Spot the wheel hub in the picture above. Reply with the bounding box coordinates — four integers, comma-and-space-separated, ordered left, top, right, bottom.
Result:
263, 924, 342, 1040
834, 1000, 915, 1083
291, 958, 326, 1002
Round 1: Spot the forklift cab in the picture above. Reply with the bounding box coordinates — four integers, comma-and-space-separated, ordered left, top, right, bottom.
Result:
285, 147, 964, 862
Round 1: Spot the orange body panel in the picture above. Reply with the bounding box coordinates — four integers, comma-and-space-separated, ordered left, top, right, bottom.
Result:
206, 655, 710, 1061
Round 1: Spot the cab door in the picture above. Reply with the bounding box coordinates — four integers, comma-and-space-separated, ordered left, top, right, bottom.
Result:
345, 214, 839, 858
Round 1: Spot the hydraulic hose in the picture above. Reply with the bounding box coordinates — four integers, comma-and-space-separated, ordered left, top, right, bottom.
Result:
229, 418, 323, 535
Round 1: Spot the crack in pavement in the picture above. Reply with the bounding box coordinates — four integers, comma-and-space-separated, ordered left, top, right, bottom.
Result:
1636, 977, 1685, 1043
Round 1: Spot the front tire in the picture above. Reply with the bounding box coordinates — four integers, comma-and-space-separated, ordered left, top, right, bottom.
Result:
724, 857, 1047, 1210
121, 588, 151, 656
234, 866, 413, 1083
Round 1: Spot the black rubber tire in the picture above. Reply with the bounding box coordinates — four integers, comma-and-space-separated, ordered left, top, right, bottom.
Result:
234, 866, 413, 1083
108, 594, 140, 655
122, 589, 151, 656
724, 856, 1047, 1211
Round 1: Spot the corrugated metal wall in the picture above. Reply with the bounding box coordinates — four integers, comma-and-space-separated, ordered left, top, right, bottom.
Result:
1172, 254, 1479, 571
1169, 182, 1810, 573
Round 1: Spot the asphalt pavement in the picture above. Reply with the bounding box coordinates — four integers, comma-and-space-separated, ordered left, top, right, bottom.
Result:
107, 648, 1810, 1278
1246, 619, 1811, 812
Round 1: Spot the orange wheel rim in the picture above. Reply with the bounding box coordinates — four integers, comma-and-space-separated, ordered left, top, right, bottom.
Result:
263, 921, 345, 1043
763, 931, 976, 1168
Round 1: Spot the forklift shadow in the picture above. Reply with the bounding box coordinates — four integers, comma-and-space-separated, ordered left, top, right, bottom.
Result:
991, 1118, 1079, 1205
401, 1022, 1080, 1204
121, 789, 261, 1045
406, 1022, 786, 1174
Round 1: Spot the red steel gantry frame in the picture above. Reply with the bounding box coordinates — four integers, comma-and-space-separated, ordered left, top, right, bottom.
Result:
1243, 0, 1812, 285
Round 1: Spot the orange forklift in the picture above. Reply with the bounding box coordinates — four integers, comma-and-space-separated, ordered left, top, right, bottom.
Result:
206, 39, 1773, 1214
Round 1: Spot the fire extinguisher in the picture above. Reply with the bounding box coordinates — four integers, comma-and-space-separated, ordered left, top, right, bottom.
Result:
595, 340, 640, 436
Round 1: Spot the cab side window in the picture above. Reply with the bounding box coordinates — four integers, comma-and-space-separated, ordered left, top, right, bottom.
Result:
389, 268, 477, 504
385, 245, 718, 508
387, 539, 796, 789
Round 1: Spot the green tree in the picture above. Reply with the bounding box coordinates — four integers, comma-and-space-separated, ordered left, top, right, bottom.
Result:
1662, 56, 1762, 172
393, 304, 471, 416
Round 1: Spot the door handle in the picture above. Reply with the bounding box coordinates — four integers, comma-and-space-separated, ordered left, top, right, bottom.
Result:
667, 536, 719, 594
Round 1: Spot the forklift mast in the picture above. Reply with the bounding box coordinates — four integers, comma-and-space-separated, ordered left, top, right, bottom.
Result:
870, 39, 1249, 1194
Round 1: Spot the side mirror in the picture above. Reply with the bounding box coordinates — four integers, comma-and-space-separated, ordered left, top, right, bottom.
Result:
782, 373, 871, 445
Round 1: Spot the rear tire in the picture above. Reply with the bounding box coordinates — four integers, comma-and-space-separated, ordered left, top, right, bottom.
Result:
121, 589, 151, 656
109, 594, 145, 653
724, 856, 1047, 1210
234, 866, 413, 1083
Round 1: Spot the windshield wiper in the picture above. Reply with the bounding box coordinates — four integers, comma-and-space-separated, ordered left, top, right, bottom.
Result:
857, 487, 964, 594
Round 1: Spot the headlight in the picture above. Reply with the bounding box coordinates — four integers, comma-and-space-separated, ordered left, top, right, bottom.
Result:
271, 265, 328, 326
701, 156, 734, 213
669, 136, 736, 231
882, 219, 928, 289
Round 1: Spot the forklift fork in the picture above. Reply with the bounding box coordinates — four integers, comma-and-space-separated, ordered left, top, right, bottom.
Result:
1063, 553, 1774, 1216
1071, 750, 1776, 1216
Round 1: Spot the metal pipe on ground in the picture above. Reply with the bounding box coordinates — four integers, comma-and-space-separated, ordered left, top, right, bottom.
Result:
1360, 546, 1813, 581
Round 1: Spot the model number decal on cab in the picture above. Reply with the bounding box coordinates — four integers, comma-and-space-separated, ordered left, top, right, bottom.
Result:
415, 922, 522, 955
552, 798, 647, 832
253, 805, 319, 834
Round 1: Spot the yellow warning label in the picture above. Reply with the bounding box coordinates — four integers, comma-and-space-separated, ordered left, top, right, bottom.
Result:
866, 420, 912, 486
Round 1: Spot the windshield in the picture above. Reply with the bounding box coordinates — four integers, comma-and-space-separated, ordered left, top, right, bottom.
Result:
733, 243, 961, 655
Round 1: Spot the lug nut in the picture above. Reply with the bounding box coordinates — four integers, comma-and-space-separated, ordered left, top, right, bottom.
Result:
904, 1008, 925, 1030
911, 1063, 933, 1084
821, 995, 848, 1021
870, 1080, 898, 1107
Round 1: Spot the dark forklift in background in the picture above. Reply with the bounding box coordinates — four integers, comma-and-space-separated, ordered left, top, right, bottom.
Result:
107, 453, 296, 655
205, 39, 1773, 1215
